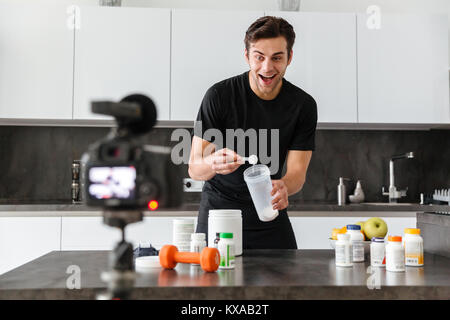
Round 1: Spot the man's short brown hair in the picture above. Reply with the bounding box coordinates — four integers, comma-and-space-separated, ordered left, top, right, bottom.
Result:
244, 16, 296, 59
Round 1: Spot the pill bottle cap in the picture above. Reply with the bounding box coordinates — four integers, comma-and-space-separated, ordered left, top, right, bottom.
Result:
404, 228, 420, 235
388, 235, 402, 242
220, 232, 233, 239
371, 237, 385, 243
346, 224, 361, 230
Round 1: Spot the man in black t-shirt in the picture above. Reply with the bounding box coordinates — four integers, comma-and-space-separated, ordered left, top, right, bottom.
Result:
188, 16, 317, 249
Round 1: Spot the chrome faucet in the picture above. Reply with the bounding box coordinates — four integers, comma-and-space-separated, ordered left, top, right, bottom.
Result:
382, 152, 414, 203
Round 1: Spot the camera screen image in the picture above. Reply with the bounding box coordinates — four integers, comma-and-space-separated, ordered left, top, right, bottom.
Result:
88, 166, 136, 200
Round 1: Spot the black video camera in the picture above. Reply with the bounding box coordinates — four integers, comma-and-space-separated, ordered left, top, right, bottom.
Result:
81, 94, 183, 210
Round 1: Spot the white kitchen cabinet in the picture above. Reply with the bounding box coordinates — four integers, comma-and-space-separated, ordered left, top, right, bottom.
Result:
170, 9, 264, 121
290, 216, 416, 249
127, 216, 192, 249
73, 7, 171, 120
61, 217, 121, 250
266, 12, 358, 123
61, 216, 191, 251
357, 14, 449, 124
0, 217, 61, 275
0, 3, 73, 119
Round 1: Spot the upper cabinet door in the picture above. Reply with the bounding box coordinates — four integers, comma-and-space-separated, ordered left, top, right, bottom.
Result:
171, 9, 264, 121
73, 7, 170, 120
357, 14, 449, 124
266, 12, 358, 123
0, 3, 73, 119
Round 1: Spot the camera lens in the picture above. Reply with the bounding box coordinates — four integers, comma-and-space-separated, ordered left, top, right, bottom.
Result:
100, 143, 129, 162
107, 147, 120, 158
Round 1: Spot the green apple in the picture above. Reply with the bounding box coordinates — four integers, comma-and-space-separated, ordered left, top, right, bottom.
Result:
363, 217, 388, 240
355, 221, 366, 240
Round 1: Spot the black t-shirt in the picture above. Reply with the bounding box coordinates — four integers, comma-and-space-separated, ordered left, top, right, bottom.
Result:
194, 71, 317, 204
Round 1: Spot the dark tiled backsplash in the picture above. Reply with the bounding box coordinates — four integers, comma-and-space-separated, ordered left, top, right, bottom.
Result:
1, 126, 449, 204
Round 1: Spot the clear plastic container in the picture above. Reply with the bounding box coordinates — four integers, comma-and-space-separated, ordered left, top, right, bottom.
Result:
243, 164, 278, 222
190, 233, 206, 253
404, 228, 424, 266
386, 235, 405, 272
190, 233, 206, 265
335, 233, 353, 267
346, 224, 364, 262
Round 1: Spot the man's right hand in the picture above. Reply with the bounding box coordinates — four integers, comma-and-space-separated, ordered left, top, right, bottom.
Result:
205, 148, 243, 175
189, 136, 243, 180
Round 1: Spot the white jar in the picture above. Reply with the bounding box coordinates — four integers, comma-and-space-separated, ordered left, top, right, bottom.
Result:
335, 233, 353, 267
370, 237, 386, 267
173, 218, 195, 234
208, 210, 242, 256
386, 236, 405, 272
404, 228, 424, 266
346, 224, 365, 262
218, 233, 235, 269
172, 218, 195, 252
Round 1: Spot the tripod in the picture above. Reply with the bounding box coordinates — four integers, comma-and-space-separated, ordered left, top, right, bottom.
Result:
97, 210, 143, 300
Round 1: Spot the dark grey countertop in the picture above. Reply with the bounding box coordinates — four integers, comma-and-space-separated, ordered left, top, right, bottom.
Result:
0, 201, 449, 214
0, 250, 448, 299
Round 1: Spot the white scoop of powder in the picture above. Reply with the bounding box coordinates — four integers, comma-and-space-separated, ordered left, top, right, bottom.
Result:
247, 154, 258, 165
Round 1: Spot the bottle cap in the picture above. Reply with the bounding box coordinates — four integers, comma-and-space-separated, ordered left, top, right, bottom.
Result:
220, 232, 233, 239
191, 233, 206, 241
337, 233, 350, 241
371, 237, 385, 243
404, 228, 420, 235
388, 235, 402, 242
346, 224, 361, 230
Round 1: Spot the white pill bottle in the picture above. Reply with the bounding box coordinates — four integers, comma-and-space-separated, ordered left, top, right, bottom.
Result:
346, 224, 364, 262
403, 228, 424, 266
370, 237, 386, 267
386, 235, 405, 272
335, 233, 353, 267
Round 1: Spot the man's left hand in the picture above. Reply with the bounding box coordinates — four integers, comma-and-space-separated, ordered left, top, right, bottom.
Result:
271, 180, 289, 211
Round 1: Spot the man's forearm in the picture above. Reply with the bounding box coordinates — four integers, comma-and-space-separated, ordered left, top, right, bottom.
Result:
188, 160, 216, 181
281, 174, 305, 196
188, 163, 216, 181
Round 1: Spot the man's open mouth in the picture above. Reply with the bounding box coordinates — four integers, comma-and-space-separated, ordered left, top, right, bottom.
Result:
259, 74, 276, 85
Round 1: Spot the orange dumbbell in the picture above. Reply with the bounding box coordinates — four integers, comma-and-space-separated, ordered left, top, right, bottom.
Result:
159, 245, 220, 272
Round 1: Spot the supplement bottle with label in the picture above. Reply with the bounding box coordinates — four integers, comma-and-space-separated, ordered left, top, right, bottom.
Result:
404, 228, 424, 266
218, 233, 235, 269
335, 233, 353, 267
386, 235, 405, 272
370, 237, 386, 267
346, 224, 365, 262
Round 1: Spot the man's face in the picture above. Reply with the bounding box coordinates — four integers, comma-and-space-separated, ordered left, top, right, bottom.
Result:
245, 36, 293, 100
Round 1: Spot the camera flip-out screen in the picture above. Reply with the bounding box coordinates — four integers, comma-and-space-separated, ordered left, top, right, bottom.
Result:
88, 166, 136, 200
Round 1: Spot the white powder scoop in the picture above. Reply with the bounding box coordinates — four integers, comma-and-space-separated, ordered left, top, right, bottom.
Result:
243, 154, 258, 165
